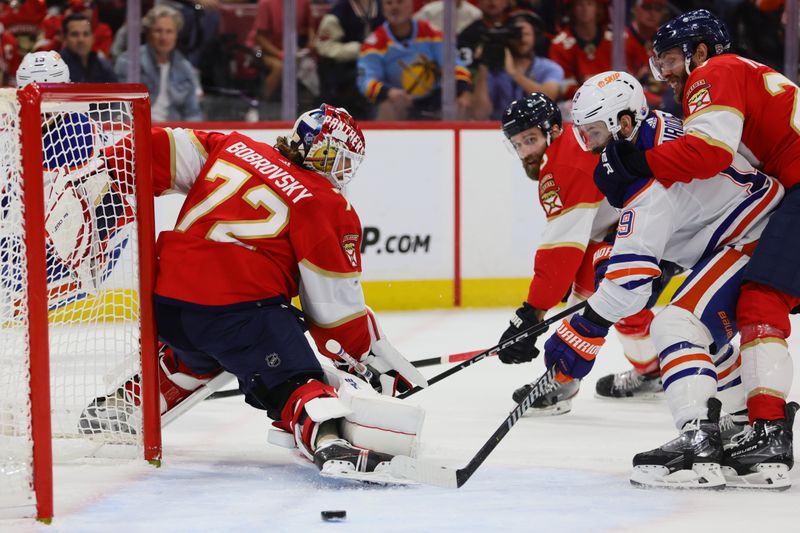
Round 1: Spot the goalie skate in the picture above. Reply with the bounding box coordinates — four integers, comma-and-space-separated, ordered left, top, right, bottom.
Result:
721, 402, 797, 491
78, 384, 139, 436
630, 398, 725, 490
314, 438, 416, 485
594, 369, 662, 400
512, 377, 579, 417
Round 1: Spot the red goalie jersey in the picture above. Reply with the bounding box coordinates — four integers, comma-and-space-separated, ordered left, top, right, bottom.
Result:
646, 54, 800, 189
150, 128, 373, 359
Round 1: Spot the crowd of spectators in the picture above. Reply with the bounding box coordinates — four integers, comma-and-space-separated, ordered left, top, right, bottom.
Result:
0, 0, 793, 122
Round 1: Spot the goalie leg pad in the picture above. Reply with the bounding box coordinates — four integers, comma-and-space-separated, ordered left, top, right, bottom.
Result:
273, 379, 343, 460
324, 366, 425, 457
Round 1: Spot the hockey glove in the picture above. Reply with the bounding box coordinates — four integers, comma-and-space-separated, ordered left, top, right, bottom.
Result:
594, 140, 652, 208
544, 313, 609, 380
497, 302, 542, 364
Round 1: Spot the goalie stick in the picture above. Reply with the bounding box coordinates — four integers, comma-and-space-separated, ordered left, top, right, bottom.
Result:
205, 349, 488, 400
397, 301, 587, 399
390, 365, 560, 488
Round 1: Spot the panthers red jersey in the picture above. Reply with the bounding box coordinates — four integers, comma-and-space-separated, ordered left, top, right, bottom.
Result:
150, 128, 373, 359
646, 54, 800, 189
548, 27, 613, 100
527, 124, 618, 310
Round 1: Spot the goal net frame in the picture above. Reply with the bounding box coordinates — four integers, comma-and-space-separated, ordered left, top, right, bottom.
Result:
4, 83, 161, 522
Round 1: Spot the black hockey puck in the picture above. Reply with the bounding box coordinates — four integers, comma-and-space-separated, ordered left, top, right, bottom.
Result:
321, 510, 347, 522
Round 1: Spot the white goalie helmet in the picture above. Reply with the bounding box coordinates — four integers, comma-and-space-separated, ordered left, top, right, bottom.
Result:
16, 51, 71, 88
571, 71, 648, 152
287, 104, 366, 189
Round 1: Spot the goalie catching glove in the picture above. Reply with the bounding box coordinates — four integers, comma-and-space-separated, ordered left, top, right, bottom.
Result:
497, 302, 543, 364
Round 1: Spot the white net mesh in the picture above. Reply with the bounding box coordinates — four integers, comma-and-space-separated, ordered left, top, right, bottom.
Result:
0, 89, 146, 518
0, 89, 34, 516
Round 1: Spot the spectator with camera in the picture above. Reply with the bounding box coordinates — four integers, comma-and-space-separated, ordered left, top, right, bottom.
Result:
59, 12, 117, 83
358, 0, 472, 120
549, 0, 612, 100
472, 10, 563, 120
115, 4, 202, 122
458, 0, 511, 71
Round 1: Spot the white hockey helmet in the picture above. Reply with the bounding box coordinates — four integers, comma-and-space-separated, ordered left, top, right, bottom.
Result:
287, 104, 366, 189
571, 71, 648, 152
16, 51, 71, 88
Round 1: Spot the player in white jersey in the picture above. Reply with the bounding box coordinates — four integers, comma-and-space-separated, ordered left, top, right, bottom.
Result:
11, 52, 134, 306
543, 71, 785, 489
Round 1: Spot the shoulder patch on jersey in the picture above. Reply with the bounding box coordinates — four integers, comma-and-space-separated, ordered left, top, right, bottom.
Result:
646, 116, 657, 128
686, 78, 708, 95
342, 233, 359, 268
687, 86, 712, 114
538, 173, 564, 216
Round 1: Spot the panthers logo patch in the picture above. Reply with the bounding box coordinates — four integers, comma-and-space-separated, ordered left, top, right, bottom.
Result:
538, 173, 563, 216
342, 233, 359, 268
687, 86, 712, 114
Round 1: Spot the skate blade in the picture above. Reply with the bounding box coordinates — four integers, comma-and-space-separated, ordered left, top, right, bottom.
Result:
630, 463, 726, 490
722, 464, 792, 491
319, 460, 418, 486
523, 400, 572, 418
594, 392, 663, 402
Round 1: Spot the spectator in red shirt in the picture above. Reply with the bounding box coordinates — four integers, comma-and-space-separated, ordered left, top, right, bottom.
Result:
247, 0, 314, 101
0, 0, 46, 54
624, 0, 669, 108
0, 22, 21, 87
548, 0, 611, 100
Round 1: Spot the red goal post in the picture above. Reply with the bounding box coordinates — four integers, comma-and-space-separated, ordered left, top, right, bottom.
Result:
0, 83, 160, 522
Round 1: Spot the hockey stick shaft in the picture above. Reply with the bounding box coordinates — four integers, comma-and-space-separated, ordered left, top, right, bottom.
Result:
410, 349, 486, 368
206, 349, 489, 400
397, 301, 587, 399
390, 365, 561, 488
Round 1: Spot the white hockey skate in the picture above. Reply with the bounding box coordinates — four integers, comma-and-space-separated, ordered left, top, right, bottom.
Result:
314, 438, 417, 486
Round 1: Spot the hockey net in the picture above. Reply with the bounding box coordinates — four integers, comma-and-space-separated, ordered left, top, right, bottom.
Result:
0, 84, 159, 521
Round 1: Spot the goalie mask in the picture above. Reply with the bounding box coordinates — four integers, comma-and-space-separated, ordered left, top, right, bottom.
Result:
571, 71, 648, 153
288, 104, 366, 189
17, 51, 71, 88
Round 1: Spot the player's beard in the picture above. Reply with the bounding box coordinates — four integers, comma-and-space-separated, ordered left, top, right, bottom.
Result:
523, 155, 540, 181
669, 70, 689, 104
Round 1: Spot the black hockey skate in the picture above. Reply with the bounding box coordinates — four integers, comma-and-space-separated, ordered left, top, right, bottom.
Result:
630, 398, 725, 489
313, 438, 412, 485
721, 402, 798, 490
719, 409, 748, 446
78, 378, 140, 436
512, 376, 580, 417
78, 390, 138, 435
595, 369, 662, 400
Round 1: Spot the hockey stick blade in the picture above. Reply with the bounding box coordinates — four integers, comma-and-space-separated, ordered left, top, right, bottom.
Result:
398, 301, 586, 399
391, 366, 560, 488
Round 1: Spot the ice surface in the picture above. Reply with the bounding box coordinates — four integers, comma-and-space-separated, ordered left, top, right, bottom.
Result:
6, 309, 800, 532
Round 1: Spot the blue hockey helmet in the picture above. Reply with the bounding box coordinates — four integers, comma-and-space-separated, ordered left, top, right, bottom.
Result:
501, 93, 562, 141
652, 9, 731, 60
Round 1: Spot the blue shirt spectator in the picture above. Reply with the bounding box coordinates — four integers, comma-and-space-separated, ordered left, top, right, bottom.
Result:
487, 55, 563, 120
357, 0, 472, 120
115, 5, 202, 122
